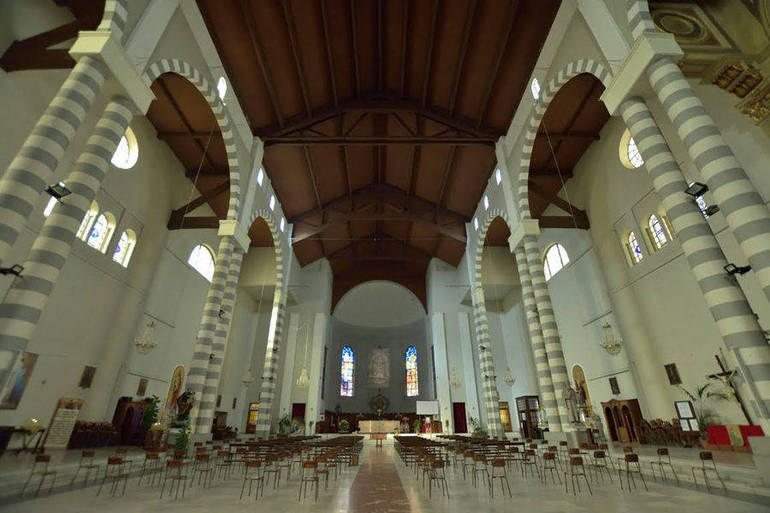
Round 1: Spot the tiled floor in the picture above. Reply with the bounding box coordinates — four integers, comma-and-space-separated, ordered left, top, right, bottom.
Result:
1, 442, 770, 512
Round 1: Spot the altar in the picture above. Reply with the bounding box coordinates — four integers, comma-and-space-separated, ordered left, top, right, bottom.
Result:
359, 420, 400, 433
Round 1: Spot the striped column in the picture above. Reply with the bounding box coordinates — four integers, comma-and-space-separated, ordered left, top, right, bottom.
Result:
186, 236, 234, 433
254, 286, 288, 438
627, 0, 770, 303
514, 246, 562, 432
0, 57, 108, 266
195, 245, 245, 434
522, 234, 572, 430
0, 97, 134, 389
621, 98, 770, 427
470, 285, 503, 438
97, 0, 130, 42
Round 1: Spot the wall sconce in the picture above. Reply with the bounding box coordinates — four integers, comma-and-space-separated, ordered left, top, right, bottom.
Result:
45, 182, 70, 200
684, 182, 708, 197
0, 264, 23, 277
724, 263, 751, 276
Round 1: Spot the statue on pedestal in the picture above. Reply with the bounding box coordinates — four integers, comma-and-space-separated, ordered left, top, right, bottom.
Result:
562, 382, 586, 424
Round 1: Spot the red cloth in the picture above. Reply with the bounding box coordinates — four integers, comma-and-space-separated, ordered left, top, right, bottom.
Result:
740, 425, 764, 446
707, 425, 731, 446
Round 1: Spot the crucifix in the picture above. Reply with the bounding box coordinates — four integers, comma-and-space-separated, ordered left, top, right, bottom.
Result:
707, 350, 752, 425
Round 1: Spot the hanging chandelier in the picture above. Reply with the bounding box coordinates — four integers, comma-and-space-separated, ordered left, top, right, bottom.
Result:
599, 323, 622, 355
296, 322, 311, 388
504, 367, 516, 387
134, 321, 157, 354
449, 367, 461, 390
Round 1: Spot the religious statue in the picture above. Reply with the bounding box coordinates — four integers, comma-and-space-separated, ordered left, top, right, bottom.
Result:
173, 389, 195, 426
562, 382, 585, 424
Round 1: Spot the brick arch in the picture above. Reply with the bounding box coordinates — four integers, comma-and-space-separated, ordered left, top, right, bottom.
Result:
143, 59, 241, 222
472, 208, 511, 289
516, 60, 613, 220
248, 209, 285, 288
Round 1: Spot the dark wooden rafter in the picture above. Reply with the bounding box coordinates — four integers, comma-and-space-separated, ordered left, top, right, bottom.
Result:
449, 0, 477, 114
400, 0, 409, 97
349, 0, 360, 97
280, 0, 311, 116
167, 179, 230, 228
167, 216, 220, 230
377, 0, 383, 92
264, 136, 493, 147
239, 0, 284, 127
327, 234, 433, 263
319, 0, 338, 107
529, 180, 589, 229
0, 0, 101, 72
421, 0, 440, 107
475, 0, 520, 130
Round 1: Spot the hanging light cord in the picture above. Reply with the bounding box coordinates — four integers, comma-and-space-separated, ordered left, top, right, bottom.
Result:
542, 123, 580, 231
180, 119, 218, 229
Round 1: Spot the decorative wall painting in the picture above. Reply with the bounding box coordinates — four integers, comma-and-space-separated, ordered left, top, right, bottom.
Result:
0, 351, 38, 409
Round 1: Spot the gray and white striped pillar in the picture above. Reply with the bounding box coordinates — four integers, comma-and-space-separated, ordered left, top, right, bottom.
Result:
470, 285, 503, 438
186, 236, 234, 432
0, 57, 108, 266
522, 234, 572, 430
627, 0, 770, 303
0, 97, 134, 390
514, 246, 562, 432
195, 245, 245, 434
621, 97, 770, 429
254, 285, 288, 438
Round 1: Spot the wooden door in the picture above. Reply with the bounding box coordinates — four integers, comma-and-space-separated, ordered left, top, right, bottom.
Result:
452, 403, 467, 433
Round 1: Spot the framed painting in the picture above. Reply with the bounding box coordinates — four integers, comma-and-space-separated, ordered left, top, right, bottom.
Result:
0, 351, 38, 409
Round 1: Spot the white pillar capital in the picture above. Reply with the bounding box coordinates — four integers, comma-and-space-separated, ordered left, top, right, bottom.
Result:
69, 30, 155, 114
508, 218, 540, 251
600, 31, 683, 115
218, 219, 251, 251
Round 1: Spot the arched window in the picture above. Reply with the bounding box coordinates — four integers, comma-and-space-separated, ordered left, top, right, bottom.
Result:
216, 76, 227, 100
43, 196, 57, 217
626, 231, 643, 264
543, 243, 569, 281
112, 229, 137, 267
77, 201, 99, 241
619, 129, 644, 169
111, 127, 138, 170
188, 244, 215, 281
405, 346, 418, 397
648, 214, 669, 249
531, 78, 541, 100
87, 212, 116, 253
340, 346, 355, 397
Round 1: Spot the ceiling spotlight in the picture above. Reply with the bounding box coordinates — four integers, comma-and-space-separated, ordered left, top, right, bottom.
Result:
724, 263, 751, 276
45, 182, 71, 200
684, 182, 708, 198
0, 264, 23, 277
704, 205, 720, 217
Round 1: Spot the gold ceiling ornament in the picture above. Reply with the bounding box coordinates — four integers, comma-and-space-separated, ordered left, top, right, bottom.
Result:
296, 321, 311, 388
449, 367, 461, 390
599, 323, 622, 355
504, 367, 516, 387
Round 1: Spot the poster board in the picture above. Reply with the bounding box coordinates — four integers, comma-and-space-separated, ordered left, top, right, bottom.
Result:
674, 400, 698, 432
416, 400, 439, 415
43, 398, 83, 449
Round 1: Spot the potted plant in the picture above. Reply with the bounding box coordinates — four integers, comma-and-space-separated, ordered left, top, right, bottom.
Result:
174, 421, 190, 457
413, 417, 423, 434
278, 414, 291, 436
141, 395, 163, 448
469, 416, 488, 439
680, 382, 730, 443
338, 418, 350, 433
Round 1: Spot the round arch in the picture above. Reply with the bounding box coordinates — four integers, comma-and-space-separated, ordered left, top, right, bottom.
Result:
472, 209, 512, 290
515, 60, 613, 220
143, 59, 241, 221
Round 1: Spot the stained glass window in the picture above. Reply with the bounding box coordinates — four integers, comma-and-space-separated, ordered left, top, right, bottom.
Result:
112, 230, 136, 267
649, 214, 668, 249
87, 212, 115, 253
406, 345, 418, 397
627, 136, 643, 168
627, 232, 643, 264
543, 243, 569, 281
77, 201, 99, 241
340, 346, 354, 397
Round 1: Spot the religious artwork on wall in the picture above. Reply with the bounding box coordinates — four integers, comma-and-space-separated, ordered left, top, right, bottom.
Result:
43, 398, 83, 449
78, 365, 96, 388
340, 346, 354, 397
368, 347, 390, 388
609, 376, 620, 395
665, 363, 682, 385
0, 351, 38, 409
136, 378, 148, 397
405, 346, 419, 397
163, 365, 184, 421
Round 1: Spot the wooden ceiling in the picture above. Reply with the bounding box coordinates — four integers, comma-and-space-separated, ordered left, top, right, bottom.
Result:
528, 73, 609, 228
484, 216, 511, 247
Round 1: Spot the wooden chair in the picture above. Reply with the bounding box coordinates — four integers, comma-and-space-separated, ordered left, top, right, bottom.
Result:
214, 449, 233, 480
565, 456, 592, 496
298, 461, 319, 501
472, 453, 489, 488
488, 459, 511, 497
619, 453, 647, 492
541, 452, 561, 485
97, 457, 131, 497
191, 453, 214, 488
22, 454, 57, 496
461, 449, 475, 481
160, 460, 188, 499
650, 447, 679, 484
428, 460, 450, 499
521, 449, 541, 480
138, 451, 163, 487
692, 451, 725, 492
71, 450, 100, 487
241, 461, 265, 500
263, 454, 282, 489
589, 450, 613, 483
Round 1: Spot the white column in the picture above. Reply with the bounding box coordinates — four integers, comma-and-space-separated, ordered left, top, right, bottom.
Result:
431, 313, 453, 433
306, 313, 327, 434
277, 313, 300, 421
458, 312, 481, 427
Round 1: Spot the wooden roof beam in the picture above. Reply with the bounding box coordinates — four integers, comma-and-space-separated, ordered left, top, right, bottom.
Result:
263, 136, 494, 147
448, 0, 477, 114
281, 0, 311, 116
320, 0, 338, 107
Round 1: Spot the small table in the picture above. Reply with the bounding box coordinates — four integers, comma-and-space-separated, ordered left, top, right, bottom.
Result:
12, 427, 45, 455
371, 433, 387, 450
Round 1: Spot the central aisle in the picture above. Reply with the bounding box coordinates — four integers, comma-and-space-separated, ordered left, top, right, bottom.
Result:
347, 445, 411, 512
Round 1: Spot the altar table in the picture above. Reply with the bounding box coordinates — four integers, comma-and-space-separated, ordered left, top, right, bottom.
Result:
359, 420, 399, 433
